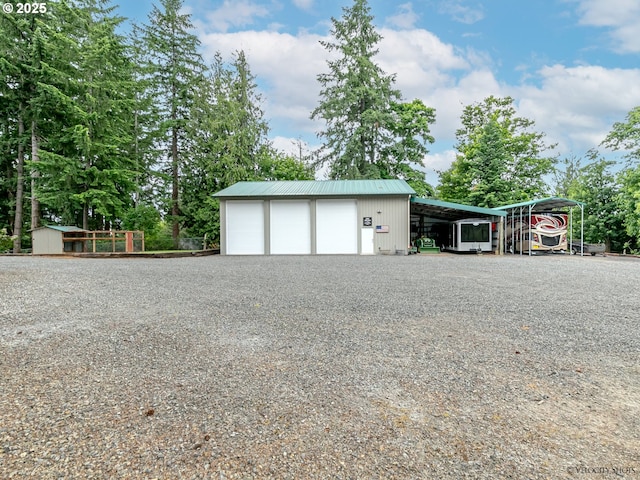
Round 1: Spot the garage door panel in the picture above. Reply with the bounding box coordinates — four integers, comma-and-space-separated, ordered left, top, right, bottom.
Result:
226, 201, 264, 255
270, 201, 311, 254
316, 199, 357, 254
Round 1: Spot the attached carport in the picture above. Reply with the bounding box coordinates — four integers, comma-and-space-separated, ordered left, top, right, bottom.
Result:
494, 197, 586, 256
410, 198, 507, 254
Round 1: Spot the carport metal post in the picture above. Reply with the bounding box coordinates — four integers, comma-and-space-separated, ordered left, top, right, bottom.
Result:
581, 203, 584, 256
511, 209, 515, 254
528, 204, 533, 256
569, 207, 573, 253
519, 206, 523, 256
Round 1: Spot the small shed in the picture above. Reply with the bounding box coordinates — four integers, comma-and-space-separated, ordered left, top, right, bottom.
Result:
31, 226, 87, 255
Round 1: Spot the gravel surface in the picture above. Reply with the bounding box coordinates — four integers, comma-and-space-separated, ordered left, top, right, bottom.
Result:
1, 253, 639, 479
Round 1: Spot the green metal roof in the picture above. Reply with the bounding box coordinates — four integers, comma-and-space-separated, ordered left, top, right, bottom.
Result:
37, 225, 87, 232
410, 197, 507, 220
494, 196, 585, 212
213, 179, 416, 197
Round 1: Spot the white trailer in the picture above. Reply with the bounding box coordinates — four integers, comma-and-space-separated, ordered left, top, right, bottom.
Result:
445, 218, 493, 252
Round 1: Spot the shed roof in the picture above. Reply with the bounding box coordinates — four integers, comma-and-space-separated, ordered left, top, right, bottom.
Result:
32, 225, 87, 233
213, 179, 416, 197
494, 197, 585, 212
410, 197, 506, 221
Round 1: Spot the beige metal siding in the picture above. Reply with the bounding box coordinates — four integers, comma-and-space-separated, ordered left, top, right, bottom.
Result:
220, 195, 410, 255
219, 200, 227, 255
357, 197, 410, 254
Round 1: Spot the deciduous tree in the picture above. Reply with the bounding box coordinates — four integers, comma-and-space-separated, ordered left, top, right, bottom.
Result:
438, 96, 556, 206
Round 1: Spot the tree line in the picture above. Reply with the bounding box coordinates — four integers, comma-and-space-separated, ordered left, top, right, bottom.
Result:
0, 0, 314, 252
1, 0, 639, 253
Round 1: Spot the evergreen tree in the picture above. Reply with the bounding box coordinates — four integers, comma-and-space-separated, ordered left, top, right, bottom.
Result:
129, 24, 162, 210
311, 0, 435, 184
139, 0, 205, 248
0, 13, 22, 244
182, 51, 277, 242
0, 1, 67, 247
33, 0, 139, 230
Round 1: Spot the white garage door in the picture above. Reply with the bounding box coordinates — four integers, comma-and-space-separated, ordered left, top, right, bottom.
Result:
316, 199, 358, 254
270, 200, 311, 254
226, 201, 264, 255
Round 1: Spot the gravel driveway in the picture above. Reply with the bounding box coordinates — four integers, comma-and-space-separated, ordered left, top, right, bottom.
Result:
1, 254, 639, 479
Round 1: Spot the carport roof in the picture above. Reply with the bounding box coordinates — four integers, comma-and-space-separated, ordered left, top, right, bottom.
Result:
410, 197, 506, 221
494, 196, 585, 212
213, 179, 416, 197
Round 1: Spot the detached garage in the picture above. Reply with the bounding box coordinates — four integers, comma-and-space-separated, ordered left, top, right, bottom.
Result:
214, 180, 415, 255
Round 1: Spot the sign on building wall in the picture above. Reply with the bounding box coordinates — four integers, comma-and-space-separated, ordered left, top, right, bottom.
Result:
363, 217, 372, 227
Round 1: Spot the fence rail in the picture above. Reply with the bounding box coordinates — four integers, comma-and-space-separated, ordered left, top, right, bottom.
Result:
62, 230, 145, 253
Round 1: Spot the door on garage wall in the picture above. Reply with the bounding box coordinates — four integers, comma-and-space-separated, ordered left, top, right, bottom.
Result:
270, 200, 311, 254
361, 227, 374, 254
316, 199, 358, 254
226, 201, 265, 254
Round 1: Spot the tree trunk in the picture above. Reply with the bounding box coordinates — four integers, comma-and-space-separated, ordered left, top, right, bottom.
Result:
134, 109, 140, 206
172, 125, 179, 249
13, 114, 25, 253
82, 203, 88, 230
30, 121, 40, 230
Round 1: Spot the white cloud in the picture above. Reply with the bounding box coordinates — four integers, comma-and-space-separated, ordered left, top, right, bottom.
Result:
386, 3, 420, 30
424, 150, 457, 172
198, 29, 328, 135
292, 0, 314, 11
197, 25, 474, 142
574, 0, 640, 53
202, 0, 271, 33
514, 64, 640, 154
438, 0, 484, 24
195, 8, 640, 176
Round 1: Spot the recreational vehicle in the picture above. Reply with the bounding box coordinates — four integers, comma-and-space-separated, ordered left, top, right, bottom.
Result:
507, 213, 568, 253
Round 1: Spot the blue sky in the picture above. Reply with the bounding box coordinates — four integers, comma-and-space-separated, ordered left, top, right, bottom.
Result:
115, 0, 640, 184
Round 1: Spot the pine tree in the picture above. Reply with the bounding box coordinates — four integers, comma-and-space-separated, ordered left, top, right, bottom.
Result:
311, 0, 435, 184
0, 12, 23, 247
32, 0, 139, 229
182, 51, 276, 242
139, 0, 205, 248
0, 2, 64, 244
